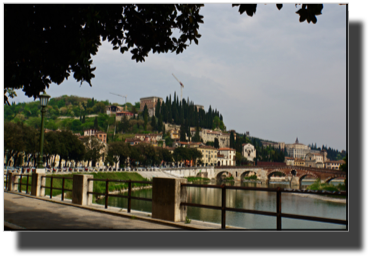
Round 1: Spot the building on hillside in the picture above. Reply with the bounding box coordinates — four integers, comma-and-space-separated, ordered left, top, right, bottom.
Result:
168, 128, 180, 141
197, 145, 218, 166
195, 104, 204, 112
115, 111, 134, 121
124, 138, 144, 146
261, 141, 285, 150
217, 147, 236, 166
174, 141, 204, 148
284, 157, 295, 166
139, 97, 163, 117
294, 158, 306, 167
134, 133, 163, 143
305, 150, 327, 168
325, 160, 345, 170
198, 129, 230, 148
106, 105, 124, 115
285, 137, 311, 159
242, 143, 256, 162
83, 129, 107, 143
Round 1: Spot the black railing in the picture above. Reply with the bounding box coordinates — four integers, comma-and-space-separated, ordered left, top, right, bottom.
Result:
87, 179, 152, 212
41, 176, 74, 201
12, 174, 33, 194
4, 174, 8, 190
180, 184, 347, 229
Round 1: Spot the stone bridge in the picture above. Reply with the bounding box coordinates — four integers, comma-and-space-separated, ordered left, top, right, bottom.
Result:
161, 165, 346, 187
214, 165, 346, 186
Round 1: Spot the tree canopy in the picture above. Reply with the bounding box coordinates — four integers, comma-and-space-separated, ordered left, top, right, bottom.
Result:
5, 4, 325, 100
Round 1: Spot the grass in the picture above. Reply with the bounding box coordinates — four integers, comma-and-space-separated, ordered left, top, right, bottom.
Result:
186, 177, 210, 183
223, 176, 234, 181
244, 175, 258, 180
306, 179, 346, 198
12, 172, 150, 199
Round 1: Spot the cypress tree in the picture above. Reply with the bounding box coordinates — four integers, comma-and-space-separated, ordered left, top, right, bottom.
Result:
94, 117, 98, 130
158, 115, 163, 132
151, 116, 157, 131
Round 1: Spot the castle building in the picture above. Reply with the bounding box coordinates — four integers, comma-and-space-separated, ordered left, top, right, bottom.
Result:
139, 96, 163, 117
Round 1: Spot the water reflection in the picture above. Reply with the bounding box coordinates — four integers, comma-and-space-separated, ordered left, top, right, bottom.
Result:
96, 179, 347, 230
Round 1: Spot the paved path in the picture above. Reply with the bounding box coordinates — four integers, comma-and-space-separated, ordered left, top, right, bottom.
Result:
4, 192, 180, 230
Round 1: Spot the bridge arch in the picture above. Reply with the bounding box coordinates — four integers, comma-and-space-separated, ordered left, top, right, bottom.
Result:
216, 170, 235, 182
324, 176, 346, 184
266, 169, 288, 182
240, 170, 258, 182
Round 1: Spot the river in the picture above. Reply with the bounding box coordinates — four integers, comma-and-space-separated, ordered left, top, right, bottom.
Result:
95, 179, 347, 229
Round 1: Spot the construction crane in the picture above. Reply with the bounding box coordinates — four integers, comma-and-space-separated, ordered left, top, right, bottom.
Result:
110, 92, 127, 110
172, 73, 184, 101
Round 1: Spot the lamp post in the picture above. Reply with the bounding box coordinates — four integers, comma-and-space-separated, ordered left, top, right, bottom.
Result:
37, 91, 51, 169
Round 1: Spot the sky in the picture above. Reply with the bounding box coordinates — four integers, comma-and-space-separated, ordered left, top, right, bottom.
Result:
5, 3, 347, 151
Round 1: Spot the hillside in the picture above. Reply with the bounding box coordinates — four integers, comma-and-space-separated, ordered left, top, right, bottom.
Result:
4, 95, 136, 136
4, 95, 345, 161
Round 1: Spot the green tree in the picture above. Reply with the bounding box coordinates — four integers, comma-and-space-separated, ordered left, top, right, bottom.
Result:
106, 142, 130, 167
214, 138, 220, 149
94, 116, 99, 130
143, 111, 148, 131
151, 116, 157, 131
71, 120, 82, 132
83, 136, 105, 167
192, 126, 201, 142
339, 155, 347, 187
4, 122, 25, 166
180, 123, 187, 141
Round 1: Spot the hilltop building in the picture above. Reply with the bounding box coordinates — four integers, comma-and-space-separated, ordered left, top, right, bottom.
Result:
139, 96, 163, 117
83, 129, 107, 143
285, 137, 311, 159
115, 111, 134, 121
106, 105, 124, 115
195, 104, 204, 112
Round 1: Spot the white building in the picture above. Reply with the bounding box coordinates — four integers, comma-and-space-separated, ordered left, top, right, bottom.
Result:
217, 148, 236, 166
242, 143, 256, 162
285, 137, 311, 159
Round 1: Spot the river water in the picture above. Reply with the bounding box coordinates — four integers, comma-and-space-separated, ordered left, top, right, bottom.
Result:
95, 179, 347, 230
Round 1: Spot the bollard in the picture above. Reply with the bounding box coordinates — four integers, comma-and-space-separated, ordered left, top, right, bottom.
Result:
152, 177, 187, 222
31, 169, 46, 197
72, 174, 94, 206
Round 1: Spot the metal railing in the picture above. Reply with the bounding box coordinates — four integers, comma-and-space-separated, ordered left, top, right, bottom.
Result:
87, 178, 152, 211
180, 184, 347, 229
4, 174, 8, 190
12, 174, 33, 194
41, 176, 74, 201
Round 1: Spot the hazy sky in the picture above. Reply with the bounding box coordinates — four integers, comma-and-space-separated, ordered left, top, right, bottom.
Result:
6, 3, 347, 151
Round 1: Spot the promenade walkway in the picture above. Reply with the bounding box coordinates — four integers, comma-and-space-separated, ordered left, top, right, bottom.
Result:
4, 192, 184, 230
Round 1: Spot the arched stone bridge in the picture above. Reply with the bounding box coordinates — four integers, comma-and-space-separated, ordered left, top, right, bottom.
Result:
161, 165, 346, 187
214, 165, 346, 186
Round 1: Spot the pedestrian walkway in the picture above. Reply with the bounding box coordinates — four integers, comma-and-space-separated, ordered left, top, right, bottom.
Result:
4, 191, 240, 230
4, 192, 183, 230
